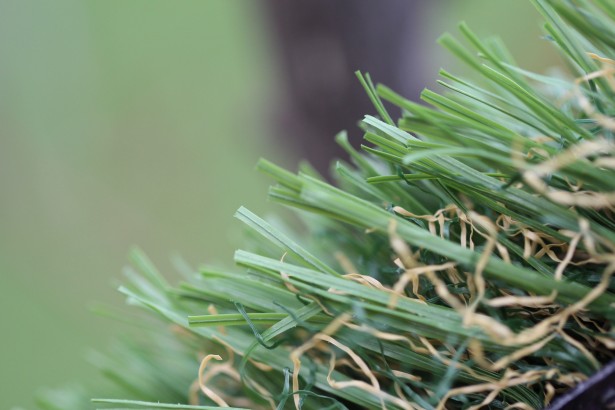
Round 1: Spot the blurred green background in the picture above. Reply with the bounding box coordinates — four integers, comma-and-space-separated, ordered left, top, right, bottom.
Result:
0, 1, 555, 408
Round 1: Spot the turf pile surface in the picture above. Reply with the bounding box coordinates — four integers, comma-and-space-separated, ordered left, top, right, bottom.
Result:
38, 1, 615, 409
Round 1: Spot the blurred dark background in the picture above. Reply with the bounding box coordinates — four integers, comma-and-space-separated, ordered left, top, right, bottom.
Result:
0, 1, 556, 408
266, 0, 427, 172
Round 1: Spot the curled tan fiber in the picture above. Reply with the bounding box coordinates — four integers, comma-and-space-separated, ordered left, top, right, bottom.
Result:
390, 212, 596, 351
594, 157, 615, 169
517, 227, 561, 261
334, 357, 365, 374
504, 403, 536, 410
463, 221, 615, 362
468, 338, 492, 370
389, 219, 465, 310
420, 264, 465, 310
463, 211, 498, 324
202, 362, 241, 388
323, 340, 382, 410
572, 53, 615, 131
556, 261, 615, 326
485, 259, 615, 350
324, 341, 416, 410
527, 135, 611, 178
342, 273, 389, 291
392, 205, 453, 239
390, 378, 429, 410
521, 138, 615, 209
579, 217, 615, 256
195, 360, 266, 410
197, 354, 229, 407
420, 336, 497, 383
489, 333, 556, 371
485, 292, 557, 308
330, 272, 392, 296
390, 258, 428, 304
502, 220, 598, 267
189, 340, 234, 405
391, 369, 422, 382
279, 252, 300, 294
554, 231, 582, 280
345, 322, 431, 355
447, 211, 563, 346
544, 383, 556, 408
210, 336, 276, 409
388, 219, 419, 269
588, 52, 615, 66
394, 204, 473, 249
291, 313, 420, 410
290, 313, 351, 410
576, 312, 610, 333
279, 252, 335, 315
393, 383, 409, 406
335, 251, 359, 275
213, 335, 273, 372
388, 219, 423, 304
596, 335, 615, 349
557, 329, 600, 370
389, 262, 456, 309
436, 368, 563, 410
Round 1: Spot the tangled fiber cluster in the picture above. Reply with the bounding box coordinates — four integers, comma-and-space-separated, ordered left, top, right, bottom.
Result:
40, 1, 615, 409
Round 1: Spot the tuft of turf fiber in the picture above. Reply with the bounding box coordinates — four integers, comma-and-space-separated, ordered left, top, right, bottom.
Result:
38, 1, 615, 409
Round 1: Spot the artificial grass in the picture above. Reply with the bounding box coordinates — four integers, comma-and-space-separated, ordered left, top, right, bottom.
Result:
38, 0, 615, 409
